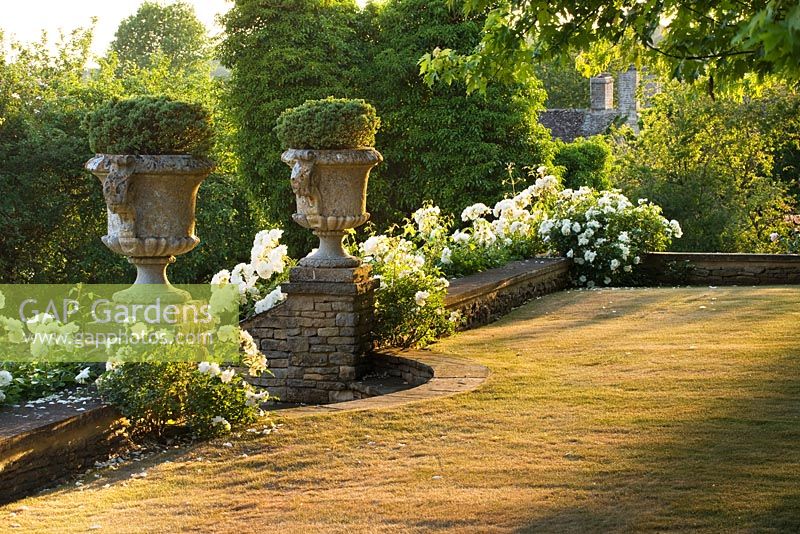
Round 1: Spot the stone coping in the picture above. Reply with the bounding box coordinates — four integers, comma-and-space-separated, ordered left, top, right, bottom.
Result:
444, 257, 570, 309
274, 349, 489, 418
646, 251, 800, 264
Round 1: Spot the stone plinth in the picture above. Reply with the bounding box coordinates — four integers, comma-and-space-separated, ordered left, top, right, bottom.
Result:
243, 265, 377, 404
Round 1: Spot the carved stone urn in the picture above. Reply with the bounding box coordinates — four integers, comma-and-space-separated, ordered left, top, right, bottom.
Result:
282, 148, 382, 268
86, 154, 213, 303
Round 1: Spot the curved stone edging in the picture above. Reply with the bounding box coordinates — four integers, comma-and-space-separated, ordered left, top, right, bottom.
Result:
275, 349, 489, 418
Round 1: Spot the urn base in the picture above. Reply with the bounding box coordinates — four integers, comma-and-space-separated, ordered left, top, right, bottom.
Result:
112, 256, 190, 304
299, 230, 361, 268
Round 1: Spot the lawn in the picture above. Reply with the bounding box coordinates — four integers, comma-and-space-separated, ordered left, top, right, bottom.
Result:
3, 286, 800, 533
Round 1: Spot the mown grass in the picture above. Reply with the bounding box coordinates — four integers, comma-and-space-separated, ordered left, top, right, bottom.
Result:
3, 286, 799, 533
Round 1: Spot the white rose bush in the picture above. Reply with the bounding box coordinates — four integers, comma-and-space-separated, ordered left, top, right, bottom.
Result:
92, 229, 289, 437
358, 233, 457, 348
539, 188, 681, 287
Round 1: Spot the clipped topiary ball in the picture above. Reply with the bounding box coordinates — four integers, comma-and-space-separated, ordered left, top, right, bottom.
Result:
275, 97, 380, 150
84, 96, 213, 157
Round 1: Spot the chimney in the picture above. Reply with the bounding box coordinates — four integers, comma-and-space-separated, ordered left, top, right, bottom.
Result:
618, 65, 639, 114
590, 74, 614, 111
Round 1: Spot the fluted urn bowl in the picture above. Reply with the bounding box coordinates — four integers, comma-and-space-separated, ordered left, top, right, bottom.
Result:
282, 148, 382, 268
86, 154, 213, 303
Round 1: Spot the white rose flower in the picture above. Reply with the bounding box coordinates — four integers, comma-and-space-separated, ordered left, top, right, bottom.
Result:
211, 269, 231, 287
253, 259, 275, 280
583, 250, 597, 263
198, 361, 212, 374
219, 368, 236, 384
254, 287, 286, 314
623, 265, 633, 272
414, 290, 430, 307
634, 256, 641, 265
440, 247, 452, 265
461, 203, 491, 221
669, 219, 683, 238
610, 259, 621, 271
572, 221, 581, 233
604, 277, 612, 285
452, 231, 470, 244
75, 367, 91, 384
0, 370, 12, 388
566, 249, 574, 258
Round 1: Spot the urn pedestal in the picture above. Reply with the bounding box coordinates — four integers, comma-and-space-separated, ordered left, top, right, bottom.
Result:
281, 148, 382, 268
86, 154, 213, 303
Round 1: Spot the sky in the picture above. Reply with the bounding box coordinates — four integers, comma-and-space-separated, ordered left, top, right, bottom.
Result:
0, 0, 233, 58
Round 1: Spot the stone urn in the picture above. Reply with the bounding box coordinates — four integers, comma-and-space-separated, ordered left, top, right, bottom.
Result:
86, 154, 213, 303
282, 148, 382, 268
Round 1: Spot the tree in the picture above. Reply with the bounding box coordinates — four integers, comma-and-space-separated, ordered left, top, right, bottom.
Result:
109, 1, 210, 72
420, 1, 800, 93
220, 0, 364, 253
363, 0, 552, 224
0, 25, 265, 285
614, 82, 798, 252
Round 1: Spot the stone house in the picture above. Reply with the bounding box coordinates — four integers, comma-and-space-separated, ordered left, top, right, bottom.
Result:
539, 66, 641, 142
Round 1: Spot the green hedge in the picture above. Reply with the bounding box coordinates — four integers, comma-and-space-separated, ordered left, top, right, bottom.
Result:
554, 136, 614, 190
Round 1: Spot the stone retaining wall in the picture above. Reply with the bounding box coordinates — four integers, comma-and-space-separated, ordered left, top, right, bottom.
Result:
642, 252, 800, 285
445, 258, 571, 328
0, 402, 126, 505
369, 351, 434, 386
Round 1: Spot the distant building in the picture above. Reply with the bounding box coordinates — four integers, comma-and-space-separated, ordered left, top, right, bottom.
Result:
539, 66, 640, 142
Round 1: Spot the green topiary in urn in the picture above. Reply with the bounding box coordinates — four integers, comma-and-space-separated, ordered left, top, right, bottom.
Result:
84, 96, 215, 303
277, 98, 383, 268
275, 97, 380, 150
85, 96, 213, 157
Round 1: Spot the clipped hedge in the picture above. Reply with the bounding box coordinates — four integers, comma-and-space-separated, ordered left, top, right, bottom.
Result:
221, 0, 553, 256
554, 136, 614, 190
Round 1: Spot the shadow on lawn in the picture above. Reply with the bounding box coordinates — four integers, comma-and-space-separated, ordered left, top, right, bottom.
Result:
515, 353, 800, 533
